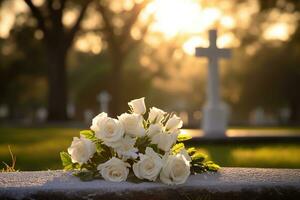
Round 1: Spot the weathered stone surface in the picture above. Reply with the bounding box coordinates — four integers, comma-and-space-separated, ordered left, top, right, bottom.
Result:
0, 167, 300, 200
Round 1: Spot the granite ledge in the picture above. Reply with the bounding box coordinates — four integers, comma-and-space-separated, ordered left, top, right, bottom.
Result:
0, 167, 300, 200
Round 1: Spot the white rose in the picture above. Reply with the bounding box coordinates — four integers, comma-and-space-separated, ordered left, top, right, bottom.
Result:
118, 113, 145, 137
147, 123, 163, 138
151, 131, 179, 152
165, 114, 183, 132
128, 97, 146, 115
148, 107, 166, 123
67, 136, 96, 164
90, 112, 108, 132
160, 151, 191, 185
94, 116, 124, 144
133, 147, 163, 181
113, 136, 138, 159
97, 157, 130, 182
179, 148, 192, 162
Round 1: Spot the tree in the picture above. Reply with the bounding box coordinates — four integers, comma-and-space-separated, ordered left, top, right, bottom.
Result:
223, 0, 300, 124
24, 0, 92, 121
95, 0, 151, 116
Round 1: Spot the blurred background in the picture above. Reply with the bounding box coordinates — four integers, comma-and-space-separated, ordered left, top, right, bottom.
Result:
0, 0, 299, 171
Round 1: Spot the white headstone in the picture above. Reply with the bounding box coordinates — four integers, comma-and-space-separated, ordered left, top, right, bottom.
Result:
279, 107, 291, 124
0, 104, 9, 118
250, 107, 265, 125
97, 91, 111, 113
67, 102, 76, 118
36, 107, 47, 122
195, 29, 231, 138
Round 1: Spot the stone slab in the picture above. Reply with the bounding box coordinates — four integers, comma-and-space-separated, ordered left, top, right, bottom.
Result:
0, 168, 300, 200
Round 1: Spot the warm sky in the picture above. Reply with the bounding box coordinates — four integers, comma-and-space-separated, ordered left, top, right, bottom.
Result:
0, 0, 298, 55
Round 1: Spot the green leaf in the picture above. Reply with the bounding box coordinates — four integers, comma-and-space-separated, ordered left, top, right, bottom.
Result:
135, 136, 151, 153
191, 164, 206, 174
187, 147, 197, 156
60, 152, 72, 167
90, 153, 108, 166
64, 164, 74, 170
95, 142, 104, 153
143, 119, 149, 129
205, 161, 221, 171
126, 172, 145, 184
177, 133, 192, 142
148, 143, 158, 151
161, 113, 171, 126
72, 163, 81, 170
171, 143, 185, 154
128, 105, 134, 114
80, 130, 95, 140
191, 152, 207, 163
74, 171, 95, 181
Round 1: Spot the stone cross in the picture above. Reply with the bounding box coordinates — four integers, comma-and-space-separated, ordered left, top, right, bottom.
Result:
195, 29, 231, 138
97, 91, 111, 114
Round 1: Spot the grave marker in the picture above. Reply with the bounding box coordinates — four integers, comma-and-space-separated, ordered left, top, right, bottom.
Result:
195, 29, 231, 138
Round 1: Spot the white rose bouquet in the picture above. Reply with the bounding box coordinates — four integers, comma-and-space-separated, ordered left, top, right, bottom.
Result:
60, 97, 220, 185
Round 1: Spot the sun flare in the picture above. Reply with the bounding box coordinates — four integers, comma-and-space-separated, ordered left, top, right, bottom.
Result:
146, 0, 223, 38
144, 0, 239, 54
147, 0, 203, 38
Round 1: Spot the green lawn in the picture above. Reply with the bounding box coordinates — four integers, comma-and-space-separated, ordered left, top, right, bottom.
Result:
0, 127, 300, 171
0, 127, 77, 171
195, 143, 300, 169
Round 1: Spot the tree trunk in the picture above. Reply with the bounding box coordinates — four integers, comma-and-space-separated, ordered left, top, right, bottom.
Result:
46, 44, 68, 121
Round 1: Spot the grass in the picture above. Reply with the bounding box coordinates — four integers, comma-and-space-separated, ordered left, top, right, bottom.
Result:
0, 127, 300, 171
1, 145, 17, 172
0, 127, 77, 171
195, 143, 300, 169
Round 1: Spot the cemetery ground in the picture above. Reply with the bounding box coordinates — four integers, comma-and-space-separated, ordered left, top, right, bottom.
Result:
0, 126, 300, 171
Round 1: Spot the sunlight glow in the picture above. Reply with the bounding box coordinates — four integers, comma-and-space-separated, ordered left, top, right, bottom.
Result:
220, 16, 236, 29
262, 9, 298, 41
182, 33, 238, 55
200, 8, 222, 28
183, 36, 209, 55
144, 0, 241, 54
109, 0, 136, 13
263, 23, 292, 41
0, 0, 28, 38
217, 32, 239, 48
147, 0, 204, 38
0, 10, 14, 38
63, 9, 79, 27
75, 33, 102, 54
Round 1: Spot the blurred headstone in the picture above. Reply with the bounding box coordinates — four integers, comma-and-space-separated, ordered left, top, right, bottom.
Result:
0, 104, 9, 118
250, 107, 265, 125
97, 91, 111, 114
195, 29, 231, 138
84, 109, 94, 125
36, 107, 47, 122
179, 111, 189, 125
265, 114, 278, 125
279, 107, 291, 124
67, 102, 76, 119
